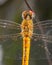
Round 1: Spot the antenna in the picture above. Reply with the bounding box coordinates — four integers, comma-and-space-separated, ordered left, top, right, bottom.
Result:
24, 0, 33, 11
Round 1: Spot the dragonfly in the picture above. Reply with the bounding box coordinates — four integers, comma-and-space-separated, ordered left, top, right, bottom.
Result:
0, 10, 52, 65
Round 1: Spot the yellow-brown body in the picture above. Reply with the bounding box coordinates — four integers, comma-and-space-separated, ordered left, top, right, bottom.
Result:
21, 19, 33, 65
22, 37, 30, 65
21, 19, 33, 38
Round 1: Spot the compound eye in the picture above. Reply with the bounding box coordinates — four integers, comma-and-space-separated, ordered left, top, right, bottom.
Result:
29, 10, 35, 18
22, 11, 27, 19
32, 12, 35, 18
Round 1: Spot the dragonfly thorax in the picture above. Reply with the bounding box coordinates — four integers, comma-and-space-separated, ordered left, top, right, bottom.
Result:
21, 19, 33, 38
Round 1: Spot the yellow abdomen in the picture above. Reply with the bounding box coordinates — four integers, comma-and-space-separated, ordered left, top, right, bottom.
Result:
22, 37, 31, 65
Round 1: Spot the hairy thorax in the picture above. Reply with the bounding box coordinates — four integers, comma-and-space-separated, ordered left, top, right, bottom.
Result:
21, 19, 33, 38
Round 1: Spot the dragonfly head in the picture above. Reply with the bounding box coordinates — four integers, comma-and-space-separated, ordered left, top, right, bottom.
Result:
22, 10, 35, 19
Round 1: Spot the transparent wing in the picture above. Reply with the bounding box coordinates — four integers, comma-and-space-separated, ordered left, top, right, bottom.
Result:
32, 33, 52, 62
0, 19, 21, 41
33, 33, 52, 43
0, 19, 20, 29
34, 19, 52, 65
0, 19, 22, 62
33, 20, 52, 62
33, 20, 52, 42
34, 20, 52, 30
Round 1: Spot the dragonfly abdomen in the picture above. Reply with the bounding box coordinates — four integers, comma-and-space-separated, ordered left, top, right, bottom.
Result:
22, 37, 30, 65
